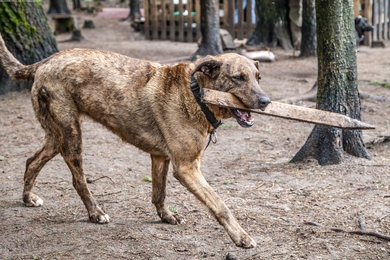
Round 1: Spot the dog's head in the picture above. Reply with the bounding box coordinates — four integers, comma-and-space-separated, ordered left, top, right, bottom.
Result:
192, 53, 270, 128
355, 15, 375, 37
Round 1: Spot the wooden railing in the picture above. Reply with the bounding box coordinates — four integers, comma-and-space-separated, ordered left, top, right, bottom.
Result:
143, 0, 256, 42
354, 0, 390, 45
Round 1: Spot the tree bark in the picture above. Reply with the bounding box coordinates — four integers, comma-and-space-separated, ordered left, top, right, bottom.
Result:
290, 0, 370, 165
0, 2, 58, 94
48, 0, 71, 14
73, 0, 81, 11
129, 0, 141, 21
299, 0, 317, 57
246, 0, 293, 49
191, 0, 223, 60
123, 0, 141, 22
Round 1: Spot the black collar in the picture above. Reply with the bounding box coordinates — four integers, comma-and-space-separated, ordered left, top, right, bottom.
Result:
190, 75, 222, 131
190, 75, 222, 149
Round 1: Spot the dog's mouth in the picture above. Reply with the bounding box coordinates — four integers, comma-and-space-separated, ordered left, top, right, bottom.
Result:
231, 109, 254, 128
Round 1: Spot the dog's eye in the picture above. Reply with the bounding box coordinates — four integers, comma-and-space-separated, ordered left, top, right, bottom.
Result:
258, 75, 262, 81
233, 75, 244, 81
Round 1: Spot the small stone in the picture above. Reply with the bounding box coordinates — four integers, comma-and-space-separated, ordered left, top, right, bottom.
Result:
226, 252, 237, 260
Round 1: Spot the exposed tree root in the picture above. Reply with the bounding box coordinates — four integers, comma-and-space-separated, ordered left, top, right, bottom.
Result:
366, 135, 390, 147
278, 81, 390, 104
304, 215, 390, 242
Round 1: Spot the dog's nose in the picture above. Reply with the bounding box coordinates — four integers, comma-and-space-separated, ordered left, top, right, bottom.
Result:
258, 96, 271, 110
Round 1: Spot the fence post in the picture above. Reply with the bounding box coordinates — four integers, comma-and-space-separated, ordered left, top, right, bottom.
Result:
364, 0, 373, 45
246, 0, 254, 38
144, 0, 150, 40
161, 0, 167, 40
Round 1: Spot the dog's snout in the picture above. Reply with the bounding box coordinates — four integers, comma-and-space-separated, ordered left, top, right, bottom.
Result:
258, 96, 271, 110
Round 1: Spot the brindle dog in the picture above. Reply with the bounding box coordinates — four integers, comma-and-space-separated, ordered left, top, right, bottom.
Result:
0, 35, 270, 248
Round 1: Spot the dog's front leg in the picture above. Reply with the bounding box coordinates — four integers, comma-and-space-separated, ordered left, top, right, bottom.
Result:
151, 154, 184, 224
173, 161, 256, 249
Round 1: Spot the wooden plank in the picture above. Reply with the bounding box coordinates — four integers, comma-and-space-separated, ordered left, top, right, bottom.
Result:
384, 0, 388, 40
195, 0, 201, 41
178, 0, 184, 42
237, 0, 244, 40
201, 89, 375, 130
222, 0, 228, 29
246, 0, 254, 38
186, 0, 193, 42
378, 0, 383, 40
227, 0, 235, 37
364, 0, 373, 45
354, 0, 360, 16
144, 0, 150, 40
161, 0, 167, 40
169, 1, 175, 41
152, 0, 159, 40
373, 0, 378, 41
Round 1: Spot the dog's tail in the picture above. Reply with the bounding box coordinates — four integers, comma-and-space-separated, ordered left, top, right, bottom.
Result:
0, 34, 38, 82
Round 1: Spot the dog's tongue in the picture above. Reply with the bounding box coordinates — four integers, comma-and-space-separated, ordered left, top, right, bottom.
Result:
236, 109, 253, 124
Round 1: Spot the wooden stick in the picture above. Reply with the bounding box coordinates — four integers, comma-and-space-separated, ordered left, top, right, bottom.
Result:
304, 221, 390, 241
201, 89, 375, 130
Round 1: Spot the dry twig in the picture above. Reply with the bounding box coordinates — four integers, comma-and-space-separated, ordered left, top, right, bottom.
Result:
254, 181, 265, 189
86, 175, 115, 184
304, 219, 390, 242
358, 214, 366, 231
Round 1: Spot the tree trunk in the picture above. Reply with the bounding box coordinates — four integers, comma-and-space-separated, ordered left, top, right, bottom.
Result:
0, 2, 58, 94
48, 0, 71, 14
246, 0, 293, 49
191, 0, 223, 60
73, 0, 81, 11
299, 0, 317, 57
123, 0, 141, 22
129, 0, 141, 21
290, 0, 370, 165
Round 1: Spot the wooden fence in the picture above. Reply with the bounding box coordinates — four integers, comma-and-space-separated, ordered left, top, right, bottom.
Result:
354, 0, 390, 45
143, 0, 256, 42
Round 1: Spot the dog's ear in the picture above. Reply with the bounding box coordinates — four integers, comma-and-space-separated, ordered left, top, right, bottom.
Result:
192, 56, 222, 79
253, 60, 260, 71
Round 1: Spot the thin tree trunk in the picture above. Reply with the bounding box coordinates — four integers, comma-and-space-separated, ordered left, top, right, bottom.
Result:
129, 0, 141, 21
73, 0, 81, 11
300, 0, 317, 57
0, 2, 58, 94
191, 0, 223, 60
290, 0, 370, 165
48, 0, 71, 14
247, 0, 292, 49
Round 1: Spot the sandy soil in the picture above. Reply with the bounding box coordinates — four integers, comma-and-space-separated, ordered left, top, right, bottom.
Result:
1, 12, 390, 260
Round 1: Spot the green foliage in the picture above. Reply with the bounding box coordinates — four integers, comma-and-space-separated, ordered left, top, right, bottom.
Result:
168, 206, 177, 213
142, 176, 152, 182
369, 80, 390, 88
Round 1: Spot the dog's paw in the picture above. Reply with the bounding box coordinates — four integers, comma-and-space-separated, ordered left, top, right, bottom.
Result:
23, 194, 43, 207
89, 207, 110, 224
161, 213, 185, 225
235, 235, 256, 249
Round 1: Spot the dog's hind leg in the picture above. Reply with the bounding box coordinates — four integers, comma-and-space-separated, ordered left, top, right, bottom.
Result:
173, 160, 256, 249
57, 118, 110, 224
31, 85, 109, 223
151, 154, 183, 224
23, 135, 59, 207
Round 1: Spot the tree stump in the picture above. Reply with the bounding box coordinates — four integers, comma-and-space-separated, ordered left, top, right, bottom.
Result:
83, 20, 95, 29
52, 14, 75, 34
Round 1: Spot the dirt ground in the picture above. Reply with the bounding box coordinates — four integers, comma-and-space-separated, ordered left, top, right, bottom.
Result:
1, 12, 390, 260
